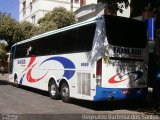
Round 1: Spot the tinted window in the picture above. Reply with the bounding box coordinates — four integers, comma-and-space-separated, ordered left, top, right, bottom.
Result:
15, 44, 26, 58
105, 15, 147, 48
76, 23, 96, 52
15, 40, 39, 58
15, 23, 96, 58
60, 28, 77, 53
38, 33, 61, 56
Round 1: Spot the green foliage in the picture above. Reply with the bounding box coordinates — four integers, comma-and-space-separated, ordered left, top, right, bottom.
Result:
36, 21, 57, 35
38, 7, 76, 29
0, 42, 7, 59
98, 0, 130, 13
19, 21, 37, 39
99, 0, 160, 15
0, 14, 38, 49
0, 7, 76, 50
0, 14, 25, 52
0, 15, 19, 42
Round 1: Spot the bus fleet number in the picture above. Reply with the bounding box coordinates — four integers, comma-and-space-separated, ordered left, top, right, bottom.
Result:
81, 63, 89, 67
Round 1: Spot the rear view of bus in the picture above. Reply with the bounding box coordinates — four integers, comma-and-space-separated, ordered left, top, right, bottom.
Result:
94, 15, 148, 101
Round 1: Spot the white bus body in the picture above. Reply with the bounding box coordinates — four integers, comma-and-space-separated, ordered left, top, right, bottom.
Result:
9, 15, 148, 102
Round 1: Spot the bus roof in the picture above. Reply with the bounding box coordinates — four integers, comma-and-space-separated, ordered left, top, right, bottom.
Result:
13, 16, 99, 47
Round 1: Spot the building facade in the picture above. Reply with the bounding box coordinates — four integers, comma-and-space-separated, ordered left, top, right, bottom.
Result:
19, 0, 97, 24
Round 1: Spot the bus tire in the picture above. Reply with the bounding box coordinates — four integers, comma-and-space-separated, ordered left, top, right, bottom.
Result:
14, 75, 19, 87
60, 82, 70, 103
49, 80, 59, 100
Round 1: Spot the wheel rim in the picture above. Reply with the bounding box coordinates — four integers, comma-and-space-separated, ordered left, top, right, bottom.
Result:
62, 86, 69, 98
50, 84, 56, 96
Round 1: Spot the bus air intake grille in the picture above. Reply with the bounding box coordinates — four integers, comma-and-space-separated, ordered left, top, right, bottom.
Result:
77, 72, 91, 96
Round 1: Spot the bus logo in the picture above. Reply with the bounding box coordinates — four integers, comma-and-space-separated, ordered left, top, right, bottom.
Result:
20, 56, 75, 84
113, 47, 142, 56
108, 71, 143, 84
17, 59, 26, 64
41, 56, 76, 80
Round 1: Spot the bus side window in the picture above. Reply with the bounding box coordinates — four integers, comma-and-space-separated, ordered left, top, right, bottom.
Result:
76, 23, 96, 52
30, 47, 36, 56
31, 42, 38, 56
15, 44, 26, 58
61, 29, 76, 53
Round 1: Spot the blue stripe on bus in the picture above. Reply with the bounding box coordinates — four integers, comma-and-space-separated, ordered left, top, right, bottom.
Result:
94, 85, 147, 101
19, 74, 26, 84
41, 56, 76, 80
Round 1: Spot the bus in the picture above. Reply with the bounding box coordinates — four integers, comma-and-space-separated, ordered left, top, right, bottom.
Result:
8, 15, 148, 103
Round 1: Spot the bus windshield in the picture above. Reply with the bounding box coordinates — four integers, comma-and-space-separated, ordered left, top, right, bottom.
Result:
104, 15, 147, 48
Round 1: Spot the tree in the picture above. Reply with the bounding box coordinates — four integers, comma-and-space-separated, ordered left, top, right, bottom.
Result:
36, 21, 57, 35
0, 14, 23, 49
0, 14, 39, 51
19, 21, 37, 39
98, 0, 160, 17
38, 7, 76, 31
130, 0, 157, 18
0, 42, 7, 59
98, 0, 130, 13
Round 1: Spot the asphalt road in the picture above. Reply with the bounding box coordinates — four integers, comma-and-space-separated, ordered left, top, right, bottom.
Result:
0, 74, 159, 120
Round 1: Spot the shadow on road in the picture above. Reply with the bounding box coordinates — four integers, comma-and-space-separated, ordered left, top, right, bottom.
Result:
70, 99, 160, 115
18, 85, 50, 97
10, 84, 160, 116
0, 80, 10, 85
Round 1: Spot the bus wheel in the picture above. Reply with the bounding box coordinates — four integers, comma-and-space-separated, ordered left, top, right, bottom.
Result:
49, 80, 59, 100
14, 75, 19, 87
61, 82, 70, 103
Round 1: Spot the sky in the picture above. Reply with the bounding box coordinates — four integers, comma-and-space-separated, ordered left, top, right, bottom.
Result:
0, 0, 19, 21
